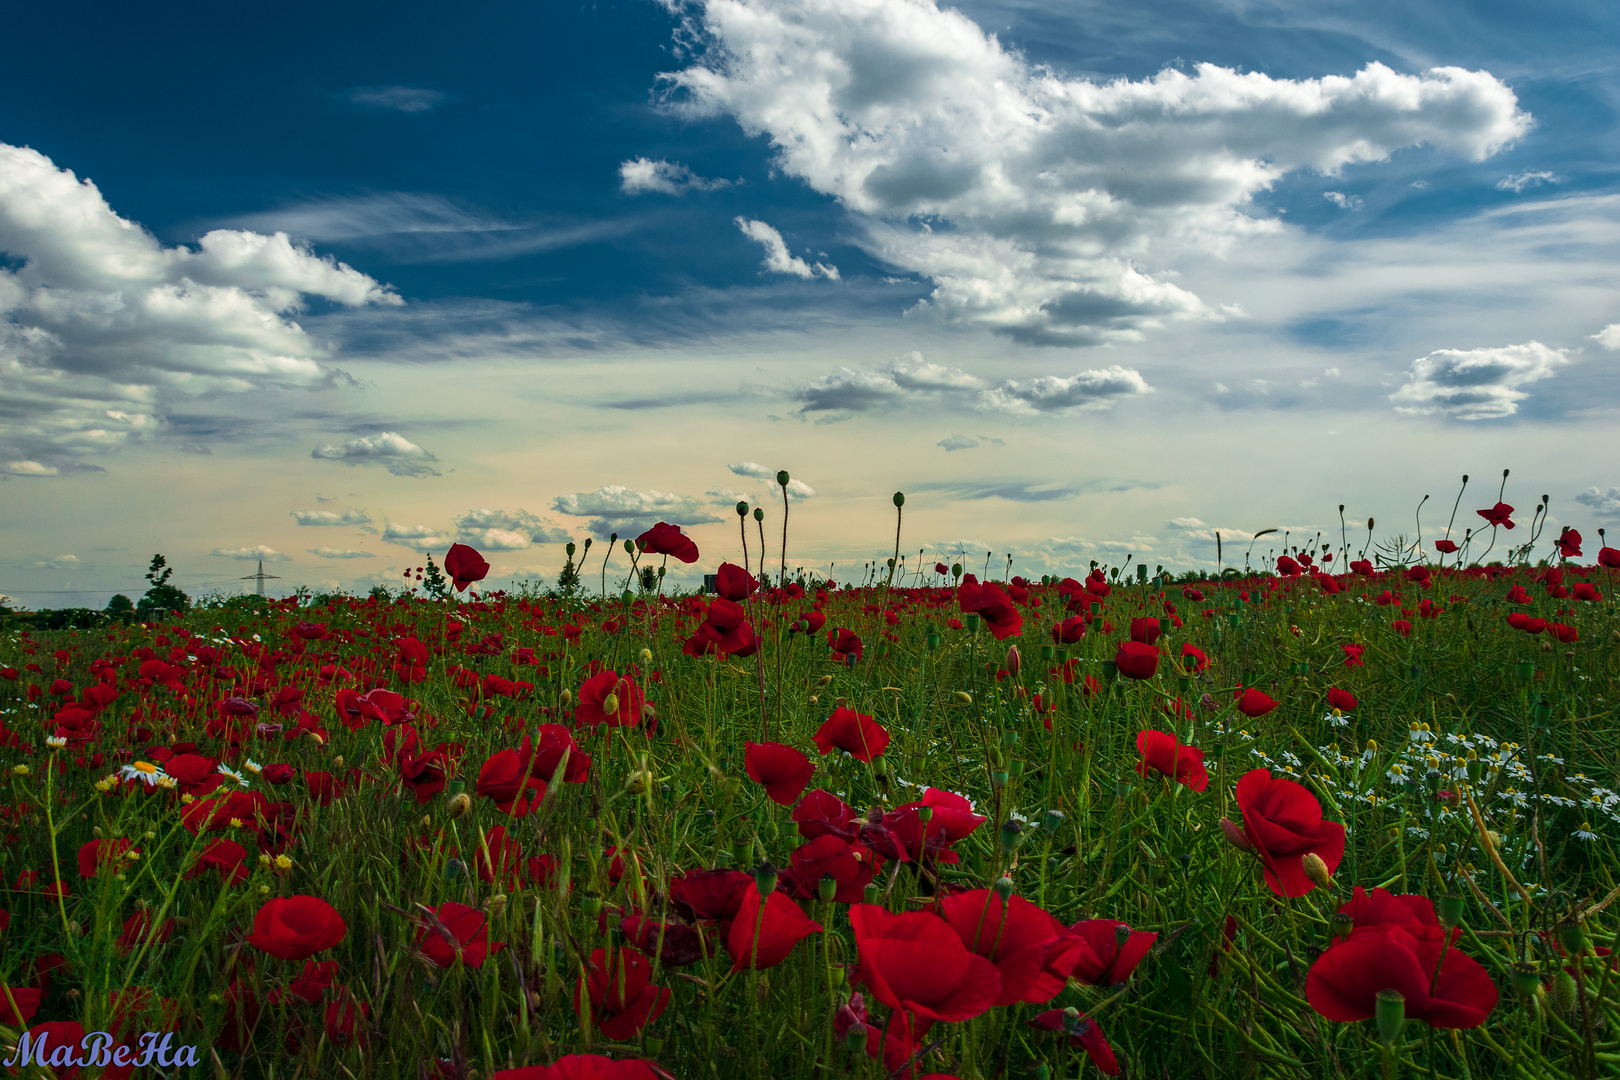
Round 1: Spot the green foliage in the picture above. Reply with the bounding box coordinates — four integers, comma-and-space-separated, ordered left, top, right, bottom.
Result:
420, 555, 449, 601
136, 553, 190, 618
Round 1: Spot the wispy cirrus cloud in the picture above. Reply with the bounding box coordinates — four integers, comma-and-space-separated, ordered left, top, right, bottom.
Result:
345, 86, 447, 113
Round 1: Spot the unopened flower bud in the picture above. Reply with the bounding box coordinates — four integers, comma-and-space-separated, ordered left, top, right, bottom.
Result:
953, 690, 973, 704
560, 689, 572, 707
1220, 817, 1255, 854
1553, 970, 1578, 1014
1302, 853, 1335, 890
602, 692, 620, 716
1375, 989, 1405, 1047
447, 792, 472, 819
1437, 894, 1464, 930
639, 648, 653, 664
486, 894, 507, 918
1005, 645, 1021, 676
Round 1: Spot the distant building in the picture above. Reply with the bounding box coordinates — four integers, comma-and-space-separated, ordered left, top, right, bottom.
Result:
702, 574, 718, 594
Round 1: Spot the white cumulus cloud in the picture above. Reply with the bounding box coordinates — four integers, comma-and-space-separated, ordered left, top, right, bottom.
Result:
619, 157, 733, 195
311, 432, 439, 477
1389, 341, 1569, 420
381, 522, 455, 552
735, 218, 839, 279
1496, 170, 1562, 193
662, 0, 1528, 344
1592, 324, 1620, 350
450, 508, 572, 549
552, 485, 723, 538
291, 508, 373, 526
211, 546, 291, 562
1574, 487, 1620, 520
0, 143, 399, 475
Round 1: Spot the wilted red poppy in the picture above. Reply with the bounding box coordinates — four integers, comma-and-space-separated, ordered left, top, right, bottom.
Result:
1306, 925, 1497, 1028
1234, 687, 1278, 717
940, 890, 1082, 1006
1134, 730, 1208, 792
1066, 919, 1157, 986
1113, 641, 1159, 680
1327, 687, 1358, 712
744, 742, 816, 805
635, 522, 700, 564
620, 914, 709, 967
1234, 769, 1345, 897
287, 959, 338, 1004
324, 986, 370, 1049
1476, 502, 1515, 529
813, 707, 890, 762
725, 884, 822, 971
1027, 1010, 1120, 1075
574, 946, 671, 1040
248, 895, 347, 961
416, 902, 492, 968
848, 905, 1001, 1022
443, 544, 491, 592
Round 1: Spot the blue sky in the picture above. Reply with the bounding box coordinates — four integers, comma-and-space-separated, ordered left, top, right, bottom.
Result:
3, 0, 1619, 604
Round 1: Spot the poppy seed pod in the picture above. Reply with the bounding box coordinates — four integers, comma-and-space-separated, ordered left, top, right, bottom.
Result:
736, 501, 749, 517
844, 1021, 867, 1054
893, 492, 904, 507
1558, 921, 1588, 955
566, 543, 576, 557
777, 471, 790, 486
753, 508, 764, 522
999, 818, 1023, 854
1510, 962, 1542, 999
1329, 911, 1354, 941
993, 876, 1014, 901
1437, 894, 1465, 930
754, 860, 778, 898
818, 875, 838, 903
1374, 989, 1405, 1047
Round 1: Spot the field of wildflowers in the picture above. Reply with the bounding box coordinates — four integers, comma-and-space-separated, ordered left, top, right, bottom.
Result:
2, 483, 1619, 1080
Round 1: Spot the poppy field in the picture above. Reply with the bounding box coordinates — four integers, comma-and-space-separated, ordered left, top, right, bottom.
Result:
3, 491, 1620, 1080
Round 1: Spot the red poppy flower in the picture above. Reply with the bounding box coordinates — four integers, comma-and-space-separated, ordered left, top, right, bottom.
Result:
620, 914, 709, 966
827, 627, 864, 660
416, 902, 492, 968
1027, 1010, 1120, 1075
323, 986, 370, 1049
957, 577, 1024, 640
848, 905, 1001, 1022
443, 543, 491, 592
116, 908, 176, 954
940, 890, 1082, 1006
725, 884, 822, 971
531, 724, 591, 784
714, 562, 758, 601
78, 837, 137, 879
779, 835, 882, 903
1433, 539, 1459, 554
0, 985, 42, 1025
1336, 887, 1455, 942
248, 895, 347, 961
399, 749, 450, 803
1476, 502, 1515, 529
1050, 616, 1087, 644
575, 669, 644, 728
19, 1021, 86, 1078
635, 522, 700, 564
1234, 687, 1278, 717
492, 1056, 666, 1080
1342, 644, 1365, 667
1134, 730, 1208, 792
187, 839, 250, 886
288, 959, 339, 1004
1066, 919, 1157, 986
669, 869, 753, 924
1306, 925, 1497, 1028
813, 707, 890, 762
1234, 769, 1346, 897
744, 741, 816, 805
305, 770, 344, 807
792, 789, 860, 841
1113, 641, 1159, 680
1327, 688, 1358, 712
1179, 642, 1209, 673
1129, 617, 1160, 645
1556, 527, 1582, 558
1600, 546, 1620, 568
1276, 555, 1303, 576
574, 946, 671, 1040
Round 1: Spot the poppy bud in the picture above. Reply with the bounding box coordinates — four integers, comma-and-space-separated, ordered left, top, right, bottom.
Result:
754, 860, 778, 898
994, 876, 1014, 901
1374, 989, 1405, 1047
602, 692, 620, 716
1437, 894, 1465, 930
1296, 854, 1334, 893
893, 492, 905, 507
560, 689, 572, 707
816, 675, 834, 687
640, 648, 653, 664
818, 875, 838, 903
1329, 911, 1354, 941
777, 470, 790, 486
953, 691, 972, 704
1219, 817, 1255, 854
1114, 780, 1131, 800
1553, 970, 1578, 1014
1005, 645, 1021, 676
486, 894, 507, 918
1510, 961, 1542, 999
1558, 921, 1588, 955
447, 792, 472, 819
999, 819, 1023, 854
951, 563, 963, 579
1032, 1066, 1050, 1080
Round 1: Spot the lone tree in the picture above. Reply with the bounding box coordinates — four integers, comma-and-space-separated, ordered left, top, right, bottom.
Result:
137, 554, 190, 618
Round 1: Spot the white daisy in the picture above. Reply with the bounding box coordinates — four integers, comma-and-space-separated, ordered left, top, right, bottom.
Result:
119, 761, 170, 787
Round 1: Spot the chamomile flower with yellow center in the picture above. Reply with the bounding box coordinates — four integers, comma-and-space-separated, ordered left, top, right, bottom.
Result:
217, 764, 249, 788
45, 735, 67, 749
244, 759, 263, 775
1574, 823, 1599, 841
119, 761, 169, 787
